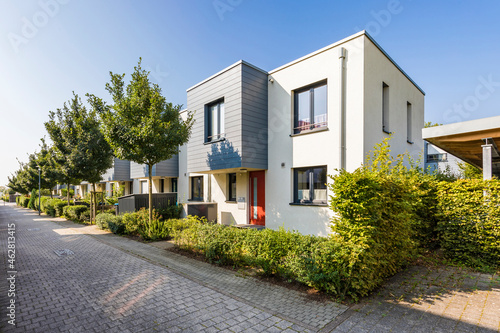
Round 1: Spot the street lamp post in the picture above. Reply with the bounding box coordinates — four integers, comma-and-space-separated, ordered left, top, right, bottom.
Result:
38, 166, 41, 216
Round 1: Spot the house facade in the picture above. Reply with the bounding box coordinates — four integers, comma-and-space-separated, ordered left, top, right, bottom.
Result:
73, 31, 424, 236
176, 31, 425, 236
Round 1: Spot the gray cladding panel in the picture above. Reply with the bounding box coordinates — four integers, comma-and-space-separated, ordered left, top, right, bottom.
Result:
130, 155, 178, 178
241, 67, 268, 169
187, 65, 243, 173
187, 62, 268, 173
102, 158, 131, 181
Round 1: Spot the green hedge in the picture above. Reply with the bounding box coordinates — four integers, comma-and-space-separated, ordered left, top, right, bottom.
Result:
63, 205, 89, 222
437, 179, 500, 270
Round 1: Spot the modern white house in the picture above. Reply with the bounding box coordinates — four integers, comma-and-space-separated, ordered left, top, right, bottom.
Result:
176, 30, 425, 236
73, 31, 425, 235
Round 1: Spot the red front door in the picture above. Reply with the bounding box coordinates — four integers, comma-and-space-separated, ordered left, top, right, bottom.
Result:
249, 171, 265, 225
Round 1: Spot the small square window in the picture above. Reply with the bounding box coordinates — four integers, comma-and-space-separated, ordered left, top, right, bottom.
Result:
293, 81, 327, 134
190, 176, 203, 201
293, 166, 327, 204
227, 173, 237, 201
205, 99, 225, 142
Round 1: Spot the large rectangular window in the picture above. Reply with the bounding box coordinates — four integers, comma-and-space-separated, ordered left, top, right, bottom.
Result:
293, 166, 327, 204
190, 176, 203, 201
293, 81, 327, 134
206, 99, 225, 142
382, 82, 390, 133
407, 102, 413, 143
160, 179, 165, 193
227, 173, 236, 202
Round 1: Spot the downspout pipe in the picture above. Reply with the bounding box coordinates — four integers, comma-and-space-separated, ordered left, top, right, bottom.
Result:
339, 47, 347, 170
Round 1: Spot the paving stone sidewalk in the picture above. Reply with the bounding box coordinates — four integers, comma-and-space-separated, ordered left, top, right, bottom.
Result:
1, 203, 499, 332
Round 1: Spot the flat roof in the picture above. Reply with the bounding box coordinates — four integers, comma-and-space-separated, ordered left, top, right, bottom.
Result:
269, 30, 425, 95
187, 31, 425, 95
186, 60, 267, 92
422, 116, 500, 171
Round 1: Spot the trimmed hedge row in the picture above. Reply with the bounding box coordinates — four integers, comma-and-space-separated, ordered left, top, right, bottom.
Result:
437, 179, 500, 270
63, 205, 89, 222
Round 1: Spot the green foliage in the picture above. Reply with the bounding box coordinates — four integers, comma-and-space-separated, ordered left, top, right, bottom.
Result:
327, 137, 444, 298
45, 92, 114, 204
437, 179, 500, 270
156, 205, 183, 220
16, 195, 29, 207
60, 188, 74, 197
96, 213, 124, 234
63, 205, 89, 222
457, 161, 483, 180
96, 213, 114, 230
53, 200, 68, 217
108, 217, 125, 234
91, 58, 194, 223
42, 197, 58, 216
28, 189, 38, 210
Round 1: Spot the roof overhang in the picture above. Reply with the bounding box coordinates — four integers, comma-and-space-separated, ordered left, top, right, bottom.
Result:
422, 116, 500, 176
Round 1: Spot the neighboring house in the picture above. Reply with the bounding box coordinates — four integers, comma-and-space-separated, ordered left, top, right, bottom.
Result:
176, 30, 425, 236
101, 158, 133, 197
423, 116, 500, 179
424, 141, 463, 175
130, 157, 179, 195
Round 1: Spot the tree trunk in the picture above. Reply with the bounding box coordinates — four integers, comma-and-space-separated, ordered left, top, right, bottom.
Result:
66, 182, 70, 205
92, 182, 97, 224
148, 164, 153, 224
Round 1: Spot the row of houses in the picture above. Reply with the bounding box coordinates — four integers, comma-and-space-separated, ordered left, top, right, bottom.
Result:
76, 30, 427, 236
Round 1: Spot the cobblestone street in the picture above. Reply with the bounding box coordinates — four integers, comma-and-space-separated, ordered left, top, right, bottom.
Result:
0, 203, 499, 332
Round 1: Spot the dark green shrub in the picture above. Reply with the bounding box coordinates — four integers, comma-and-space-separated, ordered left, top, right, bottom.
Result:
20, 196, 30, 208
96, 213, 115, 230
28, 189, 38, 210
156, 205, 183, 220
108, 217, 125, 235
63, 205, 88, 222
437, 179, 500, 270
54, 200, 68, 217
42, 198, 61, 217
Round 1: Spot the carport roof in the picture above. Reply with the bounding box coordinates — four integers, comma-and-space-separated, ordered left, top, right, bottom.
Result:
422, 116, 500, 176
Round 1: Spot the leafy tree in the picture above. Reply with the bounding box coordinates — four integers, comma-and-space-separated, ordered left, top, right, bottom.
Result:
90, 59, 194, 222
45, 93, 114, 205
7, 169, 26, 194
37, 138, 65, 198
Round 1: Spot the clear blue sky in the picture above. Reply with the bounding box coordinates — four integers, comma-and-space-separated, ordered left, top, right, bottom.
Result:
1, 0, 500, 186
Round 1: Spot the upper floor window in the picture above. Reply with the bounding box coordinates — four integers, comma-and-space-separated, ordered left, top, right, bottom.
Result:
205, 99, 225, 142
293, 166, 327, 204
382, 82, 390, 133
293, 81, 327, 134
407, 102, 413, 143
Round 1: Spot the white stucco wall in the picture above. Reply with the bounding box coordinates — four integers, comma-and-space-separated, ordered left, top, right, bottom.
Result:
363, 36, 425, 165
266, 35, 366, 236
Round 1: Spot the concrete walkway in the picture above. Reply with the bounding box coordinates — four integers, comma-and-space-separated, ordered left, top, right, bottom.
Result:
0, 202, 499, 332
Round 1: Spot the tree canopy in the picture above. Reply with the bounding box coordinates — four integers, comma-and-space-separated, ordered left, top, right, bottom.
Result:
45, 92, 114, 203
90, 59, 194, 221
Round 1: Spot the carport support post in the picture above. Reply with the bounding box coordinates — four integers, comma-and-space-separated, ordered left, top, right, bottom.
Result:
482, 144, 493, 180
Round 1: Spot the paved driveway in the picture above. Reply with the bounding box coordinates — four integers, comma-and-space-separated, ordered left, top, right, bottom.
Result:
0, 203, 499, 332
